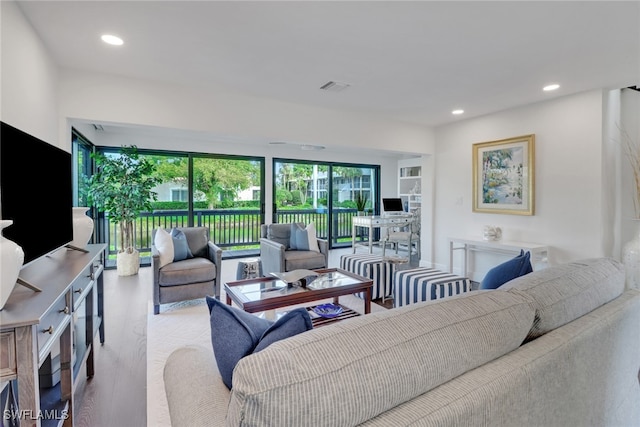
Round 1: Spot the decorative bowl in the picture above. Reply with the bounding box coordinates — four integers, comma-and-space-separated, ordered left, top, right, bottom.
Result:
313, 303, 343, 318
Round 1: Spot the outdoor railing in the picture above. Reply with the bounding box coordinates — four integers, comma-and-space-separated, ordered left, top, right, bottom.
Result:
100, 208, 361, 265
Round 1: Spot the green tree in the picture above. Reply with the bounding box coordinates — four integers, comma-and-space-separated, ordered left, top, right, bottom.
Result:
150, 156, 260, 208
193, 159, 257, 208
88, 146, 161, 253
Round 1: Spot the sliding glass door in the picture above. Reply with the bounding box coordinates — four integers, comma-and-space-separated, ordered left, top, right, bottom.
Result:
330, 165, 377, 247
273, 159, 380, 249
273, 160, 330, 240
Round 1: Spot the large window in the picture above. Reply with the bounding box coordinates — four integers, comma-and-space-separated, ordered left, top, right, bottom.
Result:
81, 145, 264, 266
71, 133, 380, 267
273, 159, 380, 248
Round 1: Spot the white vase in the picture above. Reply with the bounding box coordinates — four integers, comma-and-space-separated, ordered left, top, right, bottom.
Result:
71, 207, 94, 249
622, 223, 640, 290
0, 220, 24, 310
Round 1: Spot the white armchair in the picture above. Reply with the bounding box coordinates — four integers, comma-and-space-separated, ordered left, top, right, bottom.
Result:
381, 208, 420, 259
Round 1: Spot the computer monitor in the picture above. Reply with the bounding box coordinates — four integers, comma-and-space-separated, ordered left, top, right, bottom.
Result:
382, 198, 405, 212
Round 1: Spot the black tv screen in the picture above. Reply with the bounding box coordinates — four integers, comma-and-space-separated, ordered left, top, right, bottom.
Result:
383, 198, 405, 212
0, 122, 73, 266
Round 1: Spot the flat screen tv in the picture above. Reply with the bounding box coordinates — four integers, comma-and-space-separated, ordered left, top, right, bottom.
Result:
0, 121, 74, 267
382, 197, 405, 212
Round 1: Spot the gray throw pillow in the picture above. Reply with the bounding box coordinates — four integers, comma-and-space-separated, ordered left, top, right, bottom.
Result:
170, 228, 193, 261
206, 296, 313, 389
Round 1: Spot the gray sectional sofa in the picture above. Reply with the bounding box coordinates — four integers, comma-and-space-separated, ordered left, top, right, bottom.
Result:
164, 258, 640, 426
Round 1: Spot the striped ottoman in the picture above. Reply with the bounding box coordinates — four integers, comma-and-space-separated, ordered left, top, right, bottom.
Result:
393, 268, 472, 308
340, 253, 396, 300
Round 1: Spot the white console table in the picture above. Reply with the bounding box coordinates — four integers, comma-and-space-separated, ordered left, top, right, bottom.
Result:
352, 214, 412, 253
449, 237, 549, 280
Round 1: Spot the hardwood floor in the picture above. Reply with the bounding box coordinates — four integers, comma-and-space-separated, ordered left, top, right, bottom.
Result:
74, 268, 149, 427
71, 247, 415, 426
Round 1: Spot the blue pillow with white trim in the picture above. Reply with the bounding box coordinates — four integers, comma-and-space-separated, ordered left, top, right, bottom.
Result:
170, 228, 193, 262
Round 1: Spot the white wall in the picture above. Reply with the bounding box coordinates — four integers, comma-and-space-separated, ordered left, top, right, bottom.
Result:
433, 90, 608, 278
0, 0, 59, 147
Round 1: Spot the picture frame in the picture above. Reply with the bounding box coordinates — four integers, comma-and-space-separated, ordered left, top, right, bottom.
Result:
472, 134, 535, 215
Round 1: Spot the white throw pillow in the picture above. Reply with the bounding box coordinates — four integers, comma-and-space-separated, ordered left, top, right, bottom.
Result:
306, 223, 320, 253
154, 228, 174, 268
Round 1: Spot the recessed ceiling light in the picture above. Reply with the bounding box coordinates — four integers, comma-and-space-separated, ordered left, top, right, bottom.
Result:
101, 34, 124, 46
543, 84, 560, 91
452, 109, 464, 115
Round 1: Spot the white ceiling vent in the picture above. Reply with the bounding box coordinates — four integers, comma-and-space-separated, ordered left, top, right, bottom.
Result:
320, 81, 350, 92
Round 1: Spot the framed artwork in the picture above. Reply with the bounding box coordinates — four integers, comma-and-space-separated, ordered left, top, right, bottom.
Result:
472, 134, 535, 215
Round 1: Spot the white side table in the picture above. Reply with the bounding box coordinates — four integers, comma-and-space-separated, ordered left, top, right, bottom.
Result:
449, 237, 549, 281
236, 258, 262, 280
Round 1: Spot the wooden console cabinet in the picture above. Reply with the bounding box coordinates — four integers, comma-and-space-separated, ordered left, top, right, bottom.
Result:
0, 244, 105, 427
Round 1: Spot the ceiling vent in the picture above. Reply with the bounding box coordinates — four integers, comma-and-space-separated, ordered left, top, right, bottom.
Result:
320, 81, 350, 92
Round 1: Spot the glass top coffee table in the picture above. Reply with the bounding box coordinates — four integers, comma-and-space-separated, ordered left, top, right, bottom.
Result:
224, 268, 374, 321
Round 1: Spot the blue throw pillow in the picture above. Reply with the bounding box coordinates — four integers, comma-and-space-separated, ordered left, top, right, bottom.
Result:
520, 251, 533, 276
206, 296, 313, 389
170, 228, 193, 262
290, 223, 310, 250
480, 250, 528, 290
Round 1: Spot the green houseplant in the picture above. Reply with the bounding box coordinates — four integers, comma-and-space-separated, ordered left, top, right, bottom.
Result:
355, 192, 368, 215
88, 146, 160, 276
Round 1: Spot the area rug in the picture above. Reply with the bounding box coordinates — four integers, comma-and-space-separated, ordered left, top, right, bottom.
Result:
146, 295, 387, 427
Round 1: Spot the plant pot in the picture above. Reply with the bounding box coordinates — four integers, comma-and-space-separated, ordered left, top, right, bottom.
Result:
117, 249, 140, 276
70, 207, 94, 249
0, 220, 24, 310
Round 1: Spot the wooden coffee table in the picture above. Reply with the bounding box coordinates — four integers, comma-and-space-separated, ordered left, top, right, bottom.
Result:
224, 268, 373, 323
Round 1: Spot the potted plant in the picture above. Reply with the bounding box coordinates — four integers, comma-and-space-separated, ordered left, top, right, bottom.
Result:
88, 146, 160, 276
355, 192, 368, 215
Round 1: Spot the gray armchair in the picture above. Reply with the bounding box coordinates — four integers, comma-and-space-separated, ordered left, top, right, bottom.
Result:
259, 223, 328, 275
152, 226, 222, 314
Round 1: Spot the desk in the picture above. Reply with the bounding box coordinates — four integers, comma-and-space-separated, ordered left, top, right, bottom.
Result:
449, 237, 549, 281
352, 214, 412, 254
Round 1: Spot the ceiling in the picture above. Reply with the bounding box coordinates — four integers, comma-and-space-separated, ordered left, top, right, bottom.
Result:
16, 1, 640, 131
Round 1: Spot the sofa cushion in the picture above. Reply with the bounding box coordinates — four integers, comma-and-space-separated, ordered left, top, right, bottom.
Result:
284, 250, 326, 271
158, 258, 216, 287
154, 228, 174, 268
267, 223, 294, 249
206, 296, 312, 389
479, 250, 530, 290
226, 290, 534, 426
170, 228, 193, 262
500, 257, 625, 340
